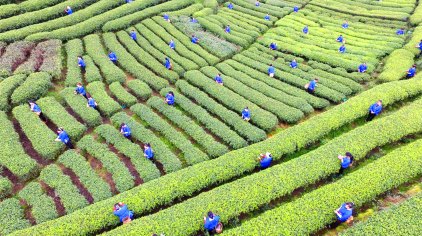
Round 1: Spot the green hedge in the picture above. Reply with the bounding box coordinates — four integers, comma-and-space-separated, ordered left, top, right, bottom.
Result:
116, 30, 179, 83
224, 59, 330, 109
0, 198, 30, 235
379, 49, 415, 82
135, 23, 199, 71
200, 66, 305, 123
95, 124, 161, 182
40, 164, 89, 214
0, 111, 38, 180
58, 150, 112, 202
0, 0, 96, 33
101, 96, 422, 235
147, 96, 228, 157
410, 2, 422, 25
109, 82, 137, 108
0, 0, 125, 42
102, 0, 195, 32
160, 87, 247, 149
37, 96, 87, 140
197, 17, 249, 48
218, 10, 269, 32
83, 55, 102, 83
102, 32, 169, 90
110, 112, 183, 173
126, 80, 152, 101
11, 78, 422, 236
10, 72, 52, 106
24, 0, 162, 41
341, 193, 422, 235
18, 182, 58, 224
13, 105, 63, 160
64, 39, 83, 87
60, 88, 102, 127
86, 81, 121, 117
184, 70, 278, 131
130, 103, 209, 165
0, 0, 63, 19
175, 80, 267, 143
77, 135, 134, 193
167, 3, 203, 16
225, 138, 422, 235
0, 176, 12, 199
0, 74, 26, 111
83, 34, 126, 84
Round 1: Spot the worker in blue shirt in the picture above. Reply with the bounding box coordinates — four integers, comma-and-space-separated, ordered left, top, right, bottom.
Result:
215, 74, 223, 85
113, 202, 133, 224
336, 35, 344, 43
255, 0, 260, 7
406, 64, 416, 79
164, 57, 172, 70
228, 2, 234, 9
126, 0, 132, 3
342, 21, 349, 29
190, 16, 198, 23
264, 14, 270, 21
306, 78, 318, 94
191, 35, 199, 44
29, 100, 47, 122
163, 14, 170, 22
294, 6, 299, 12
86, 96, 98, 110
165, 91, 175, 105
337, 152, 354, 174
334, 202, 354, 224
108, 51, 118, 65
64, 6, 73, 15
358, 62, 367, 73
396, 28, 405, 35
143, 143, 155, 162
268, 64, 275, 77
130, 30, 137, 41
169, 39, 175, 50
55, 127, 74, 149
290, 59, 298, 69
269, 42, 277, 50
339, 44, 346, 53
225, 25, 231, 33
77, 56, 86, 73
74, 82, 88, 99
415, 39, 422, 58
303, 25, 309, 34
258, 152, 273, 169
120, 123, 132, 140
204, 211, 222, 235
366, 100, 382, 121
242, 107, 251, 121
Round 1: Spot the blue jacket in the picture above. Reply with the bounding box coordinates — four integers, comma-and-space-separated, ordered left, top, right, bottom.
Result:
114, 205, 133, 223
270, 43, 277, 50
358, 64, 367, 73
130, 31, 137, 40
228, 3, 234, 9
121, 125, 131, 137
255, 2, 260, 7
109, 52, 117, 62
31, 104, 41, 113
169, 41, 175, 49
408, 67, 416, 77
396, 29, 404, 35
215, 75, 223, 84
163, 14, 169, 20
191, 37, 199, 44
419, 42, 422, 51
337, 204, 353, 222
166, 94, 175, 105
88, 98, 96, 108
294, 6, 299, 12
204, 215, 220, 231
339, 45, 346, 53
260, 157, 272, 169
165, 59, 171, 69
290, 61, 297, 68
303, 26, 308, 34
268, 66, 275, 74
369, 103, 382, 115
341, 157, 351, 169
66, 8, 73, 15
78, 58, 85, 67
264, 15, 270, 20
308, 80, 317, 90
58, 131, 70, 144
75, 86, 86, 96
242, 109, 250, 119
342, 23, 348, 29
144, 147, 154, 159
225, 26, 231, 33
337, 36, 343, 42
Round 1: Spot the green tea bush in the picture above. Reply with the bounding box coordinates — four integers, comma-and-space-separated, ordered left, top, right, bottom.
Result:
0, 198, 30, 235
83, 55, 102, 83
11, 72, 52, 106
86, 81, 121, 117
0, 177, 12, 199
0, 74, 26, 111
126, 80, 152, 101
379, 49, 414, 82
60, 88, 102, 127
0, 0, 63, 19
64, 39, 83, 87
109, 82, 137, 108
